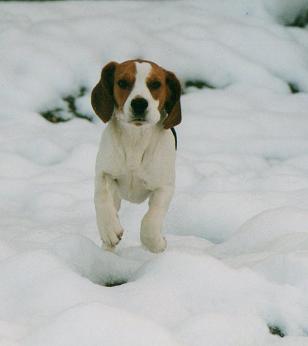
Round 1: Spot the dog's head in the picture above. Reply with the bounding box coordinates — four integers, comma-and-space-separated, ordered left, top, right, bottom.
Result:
91, 59, 181, 129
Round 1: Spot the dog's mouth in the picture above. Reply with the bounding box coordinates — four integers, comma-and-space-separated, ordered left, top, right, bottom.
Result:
130, 117, 147, 126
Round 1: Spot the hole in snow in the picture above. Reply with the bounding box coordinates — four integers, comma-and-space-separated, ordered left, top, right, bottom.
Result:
103, 279, 128, 287
287, 10, 308, 28
40, 86, 93, 123
288, 82, 300, 94
268, 325, 285, 338
184, 79, 215, 90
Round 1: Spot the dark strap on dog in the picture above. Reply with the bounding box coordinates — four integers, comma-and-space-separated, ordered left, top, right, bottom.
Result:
171, 127, 177, 150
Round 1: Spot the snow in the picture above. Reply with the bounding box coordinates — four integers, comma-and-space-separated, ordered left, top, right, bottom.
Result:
1, 0, 308, 345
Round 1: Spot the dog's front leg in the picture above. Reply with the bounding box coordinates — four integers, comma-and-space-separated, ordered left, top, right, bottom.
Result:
140, 186, 174, 253
95, 173, 123, 250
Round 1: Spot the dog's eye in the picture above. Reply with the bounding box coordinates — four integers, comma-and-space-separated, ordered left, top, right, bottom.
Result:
148, 80, 161, 90
117, 79, 129, 89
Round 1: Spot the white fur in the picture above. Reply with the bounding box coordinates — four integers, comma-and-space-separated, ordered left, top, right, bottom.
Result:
95, 62, 176, 253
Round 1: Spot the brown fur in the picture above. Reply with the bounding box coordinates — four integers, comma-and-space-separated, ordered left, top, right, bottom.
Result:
113, 61, 136, 110
91, 61, 117, 123
163, 70, 182, 129
147, 63, 168, 111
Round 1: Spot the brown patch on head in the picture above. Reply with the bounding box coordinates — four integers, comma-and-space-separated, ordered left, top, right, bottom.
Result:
91, 60, 137, 122
143, 60, 182, 128
146, 62, 169, 111
144, 60, 182, 128
113, 61, 136, 111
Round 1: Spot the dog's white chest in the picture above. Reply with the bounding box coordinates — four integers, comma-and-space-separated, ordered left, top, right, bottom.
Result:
96, 121, 176, 204
115, 168, 150, 203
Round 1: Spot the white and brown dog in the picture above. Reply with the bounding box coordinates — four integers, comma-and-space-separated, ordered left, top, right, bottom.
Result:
91, 59, 181, 253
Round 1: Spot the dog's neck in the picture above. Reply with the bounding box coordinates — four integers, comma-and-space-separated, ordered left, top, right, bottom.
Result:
111, 117, 160, 170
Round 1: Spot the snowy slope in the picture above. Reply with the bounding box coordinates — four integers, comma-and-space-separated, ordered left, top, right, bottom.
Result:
1, 1, 308, 345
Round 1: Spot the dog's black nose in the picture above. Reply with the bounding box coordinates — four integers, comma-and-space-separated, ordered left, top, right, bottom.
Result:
131, 97, 148, 116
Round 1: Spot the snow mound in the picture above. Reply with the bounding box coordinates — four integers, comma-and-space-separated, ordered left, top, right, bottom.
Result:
23, 303, 178, 346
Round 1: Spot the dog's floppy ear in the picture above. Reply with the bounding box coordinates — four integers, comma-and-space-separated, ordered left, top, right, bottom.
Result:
91, 61, 118, 123
163, 71, 182, 129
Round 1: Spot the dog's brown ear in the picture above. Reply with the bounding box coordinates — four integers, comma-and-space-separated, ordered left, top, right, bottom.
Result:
91, 61, 118, 123
163, 71, 182, 129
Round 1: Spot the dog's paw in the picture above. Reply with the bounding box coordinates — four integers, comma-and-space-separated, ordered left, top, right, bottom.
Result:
140, 234, 167, 253
102, 227, 124, 250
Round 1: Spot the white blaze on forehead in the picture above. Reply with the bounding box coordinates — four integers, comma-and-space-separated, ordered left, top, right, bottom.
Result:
133, 62, 152, 95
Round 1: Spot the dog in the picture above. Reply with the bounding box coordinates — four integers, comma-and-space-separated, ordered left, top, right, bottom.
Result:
91, 59, 181, 253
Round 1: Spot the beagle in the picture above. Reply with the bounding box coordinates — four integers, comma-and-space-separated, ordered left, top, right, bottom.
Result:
91, 59, 181, 253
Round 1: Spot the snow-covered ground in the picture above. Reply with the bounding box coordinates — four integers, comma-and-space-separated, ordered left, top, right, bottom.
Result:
1, 1, 308, 345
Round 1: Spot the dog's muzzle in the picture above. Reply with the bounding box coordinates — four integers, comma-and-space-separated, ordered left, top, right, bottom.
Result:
131, 97, 148, 121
